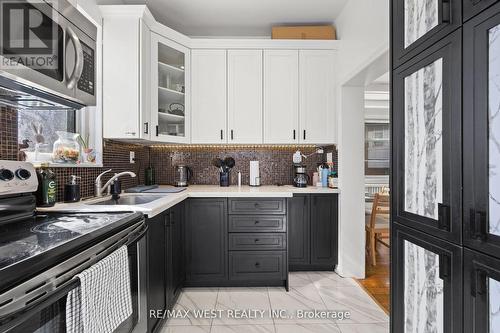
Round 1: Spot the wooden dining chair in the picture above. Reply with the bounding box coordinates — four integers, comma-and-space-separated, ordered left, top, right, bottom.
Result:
365, 192, 390, 266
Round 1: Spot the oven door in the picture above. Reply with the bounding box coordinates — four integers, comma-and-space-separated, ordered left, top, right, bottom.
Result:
0, 0, 95, 106
0, 221, 147, 333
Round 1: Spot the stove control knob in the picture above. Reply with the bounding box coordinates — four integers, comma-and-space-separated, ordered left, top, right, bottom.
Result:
0, 169, 15, 181
15, 168, 31, 180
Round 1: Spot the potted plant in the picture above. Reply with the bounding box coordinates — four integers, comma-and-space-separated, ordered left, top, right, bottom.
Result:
78, 134, 96, 164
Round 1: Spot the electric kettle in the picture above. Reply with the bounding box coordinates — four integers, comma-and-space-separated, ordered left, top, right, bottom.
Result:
174, 165, 192, 187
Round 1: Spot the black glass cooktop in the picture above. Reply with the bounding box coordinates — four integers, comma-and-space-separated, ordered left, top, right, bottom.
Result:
0, 212, 143, 291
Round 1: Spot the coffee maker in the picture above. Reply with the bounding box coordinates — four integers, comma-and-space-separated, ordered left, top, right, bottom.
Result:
293, 165, 309, 188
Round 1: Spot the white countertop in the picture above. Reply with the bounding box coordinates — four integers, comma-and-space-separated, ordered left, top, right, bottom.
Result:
38, 185, 340, 218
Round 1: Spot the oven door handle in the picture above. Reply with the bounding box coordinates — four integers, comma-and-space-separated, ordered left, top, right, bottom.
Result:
127, 223, 148, 245
65, 26, 84, 90
0, 279, 79, 332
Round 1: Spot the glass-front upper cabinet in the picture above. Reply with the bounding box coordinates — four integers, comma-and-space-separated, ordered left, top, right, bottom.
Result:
464, 249, 500, 333
392, 0, 461, 68
151, 33, 190, 143
392, 30, 462, 243
464, 3, 500, 259
392, 223, 463, 333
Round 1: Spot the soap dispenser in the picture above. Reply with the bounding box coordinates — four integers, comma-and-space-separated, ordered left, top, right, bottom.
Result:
64, 175, 81, 203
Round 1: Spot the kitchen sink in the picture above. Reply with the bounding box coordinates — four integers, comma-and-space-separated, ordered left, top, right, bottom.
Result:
89, 195, 165, 206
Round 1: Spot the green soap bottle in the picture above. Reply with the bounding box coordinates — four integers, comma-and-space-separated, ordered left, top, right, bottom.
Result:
36, 163, 57, 207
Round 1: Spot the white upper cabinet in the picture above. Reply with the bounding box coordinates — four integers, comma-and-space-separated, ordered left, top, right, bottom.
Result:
101, 6, 152, 140
227, 50, 263, 144
102, 6, 338, 145
299, 50, 337, 144
263, 50, 299, 144
191, 50, 227, 144
150, 33, 190, 143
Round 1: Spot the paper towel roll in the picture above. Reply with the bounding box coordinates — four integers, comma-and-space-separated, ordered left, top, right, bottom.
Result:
249, 161, 260, 186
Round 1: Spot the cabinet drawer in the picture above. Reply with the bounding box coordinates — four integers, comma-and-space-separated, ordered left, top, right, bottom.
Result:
229, 251, 286, 281
228, 215, 286, 232
229, 233, 286, 251
229, 198, 286, 214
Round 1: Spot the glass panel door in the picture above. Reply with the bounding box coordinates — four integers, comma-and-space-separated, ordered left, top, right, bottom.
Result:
151, 33, 190, 143
392, 223, 463, 333
490, 278, 500, 331
393, 0, 460, 68
463, 7, 500, 257
489, 24, 500, 237
393, 30, 461, 243
404, 58, 443, 220
464, 249, 500, 333
404, 0, 439, 47
404, 240, 444, 333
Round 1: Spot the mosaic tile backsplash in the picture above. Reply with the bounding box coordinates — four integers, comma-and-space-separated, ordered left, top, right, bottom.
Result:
150, 145, 337, 186
1, 106, 337, 201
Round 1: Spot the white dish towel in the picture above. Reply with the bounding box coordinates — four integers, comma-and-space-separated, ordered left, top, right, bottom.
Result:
66, 246, 133, 333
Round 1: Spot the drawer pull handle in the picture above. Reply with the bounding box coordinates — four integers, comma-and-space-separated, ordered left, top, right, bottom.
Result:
255, 262, 260, 267
254, 221, 260, 224
254, 203, 259, 207
254, 239, 260, 242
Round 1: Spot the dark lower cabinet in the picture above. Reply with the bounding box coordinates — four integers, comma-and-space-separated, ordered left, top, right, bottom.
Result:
185, 198, 288, 289
184, 198, 228, 284
288, 195, 310, 266
288, 194, 338, 271
229, 251, 286, 281
310, 195, 338, 266
147, 203, 184, 333
169, 203, 186, 306
464, 249, 500, 333
147, 212, 167, 333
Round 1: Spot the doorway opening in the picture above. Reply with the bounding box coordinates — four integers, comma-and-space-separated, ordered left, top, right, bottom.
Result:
358, 72, 390, 314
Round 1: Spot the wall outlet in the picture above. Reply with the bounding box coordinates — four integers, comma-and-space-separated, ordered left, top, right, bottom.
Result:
130, 151, 135, 163
327, 152, 333, 163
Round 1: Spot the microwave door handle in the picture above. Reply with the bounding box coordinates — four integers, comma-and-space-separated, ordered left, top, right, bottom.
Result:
65, 26, 84, 90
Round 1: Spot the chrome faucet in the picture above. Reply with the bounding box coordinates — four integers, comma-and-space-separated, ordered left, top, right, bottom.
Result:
95, 170, 136, 197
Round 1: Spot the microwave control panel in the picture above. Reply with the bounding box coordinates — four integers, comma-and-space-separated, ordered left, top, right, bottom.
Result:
77, 42, 95, 96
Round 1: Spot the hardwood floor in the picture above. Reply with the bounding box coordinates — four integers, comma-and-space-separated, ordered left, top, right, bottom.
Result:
356, 242, 390, 314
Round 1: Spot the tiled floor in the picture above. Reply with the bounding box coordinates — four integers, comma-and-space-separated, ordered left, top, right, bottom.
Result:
160, 272, 389, 333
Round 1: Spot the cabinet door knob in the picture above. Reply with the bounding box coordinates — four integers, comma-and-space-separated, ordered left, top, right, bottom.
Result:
255, 262, 260, 267
254, 220, 260, 224
254, 239, 260, 243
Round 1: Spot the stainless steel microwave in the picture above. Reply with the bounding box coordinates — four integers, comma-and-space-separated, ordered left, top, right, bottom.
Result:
0, 0, 97, 109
